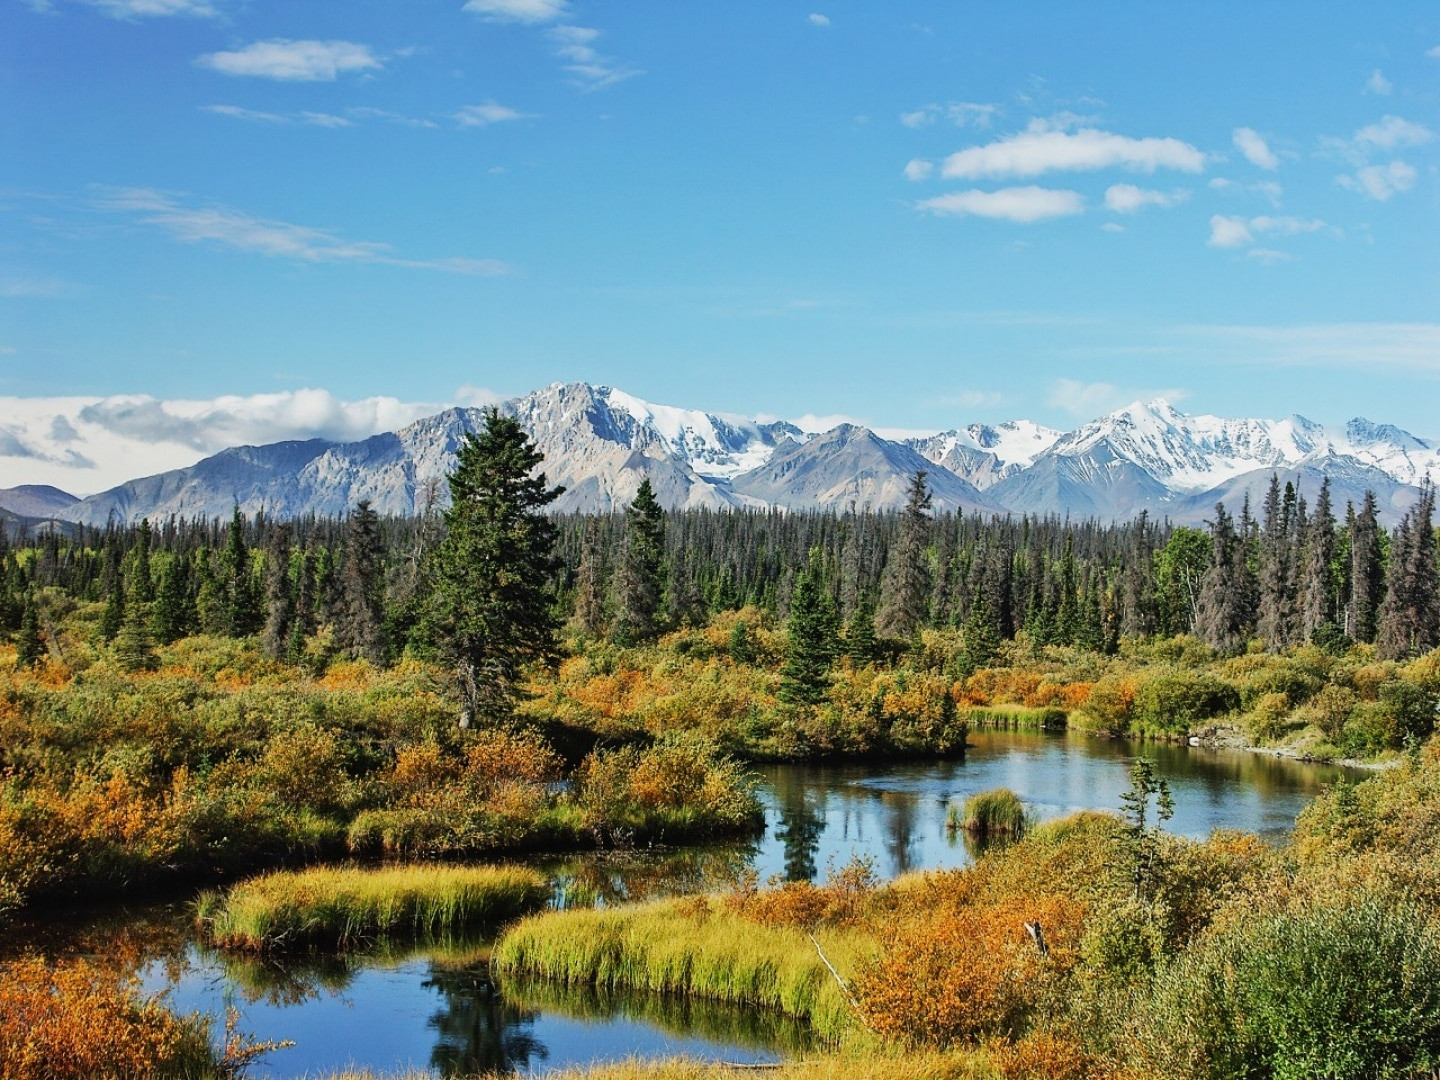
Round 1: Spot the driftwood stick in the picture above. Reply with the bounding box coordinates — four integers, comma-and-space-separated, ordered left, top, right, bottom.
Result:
807, 931, 864, 1017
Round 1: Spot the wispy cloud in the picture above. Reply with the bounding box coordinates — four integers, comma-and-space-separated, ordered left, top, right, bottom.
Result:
203, 104, 353, 127
1354, 115, 1432, 151
547, 24, 640, 91
808, 13, 830, 27
901, 102, 998, 129
1046, 378, 1189, 417
1365, 69, 1393, 95
1104, 184, 1186, 213
1208, 176, 1284, 206
462, 0, 569, 23
918, 186, 1084, 223
1186, 322, 1440, 373
903, 158, 934, 181
941, 122, 1205, 180
1232, 127, 1278, 170
454, 101, 531, 127
33, 0, 217, 18
1338, 160, 1418, 201
197, 39, 382, 82
1208, 214, 1329, 249
96, 187, 509, 274
0, 275, 72, 298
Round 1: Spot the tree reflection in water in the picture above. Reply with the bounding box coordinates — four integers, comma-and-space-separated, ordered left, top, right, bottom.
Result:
423, 960, 549, 1077
772, 781, 826, 882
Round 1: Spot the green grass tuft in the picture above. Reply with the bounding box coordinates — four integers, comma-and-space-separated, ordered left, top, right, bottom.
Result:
947, 788, 1028, 838
197, 862, 550, 951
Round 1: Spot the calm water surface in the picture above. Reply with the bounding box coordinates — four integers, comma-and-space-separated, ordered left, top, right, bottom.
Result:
49, 733, 1362, 1077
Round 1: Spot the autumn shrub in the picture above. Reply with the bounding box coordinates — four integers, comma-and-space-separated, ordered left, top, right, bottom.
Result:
986, 1030, 1107, 1080
854, 895, 1086, 1046
725, 856, 879, 929
1129, 669, 1239, 736
1130, 896, 1440, 1080
0, 956, 217, 1079
575, 731, 762, 841
1243, 690, 1291, 741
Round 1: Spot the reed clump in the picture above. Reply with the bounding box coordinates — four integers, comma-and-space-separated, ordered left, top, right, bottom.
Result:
197, 862, 549, 951
492, 897, 878, 1044
948, 788, 1029, 838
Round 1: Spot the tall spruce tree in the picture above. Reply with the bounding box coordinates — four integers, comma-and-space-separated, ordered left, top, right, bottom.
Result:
1349, 491, 1385, 644
221, 508, 263, 637
572, 520, 606, 636
877, 471, 932, 643
1256, 474, 1298, 649
262, 523, 295, 660
779, 549, 841, 705
339, 500, 386, 664
1194, 503, 1253, 655
1376, 485, 1440, 660
1297, 478, 1339, 643
613, 478, 666, 644
151, 552, 195, 645
426, 409, 564, 727
15, 592, 43, 668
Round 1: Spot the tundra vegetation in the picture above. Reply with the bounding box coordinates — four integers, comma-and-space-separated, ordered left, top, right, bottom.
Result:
1, 426, 1438, 1075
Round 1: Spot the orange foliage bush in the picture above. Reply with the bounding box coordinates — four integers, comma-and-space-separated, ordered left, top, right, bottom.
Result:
855, 895, 1086, 1046
0, 957, 212, 1079
987, 1030, 1109, 1080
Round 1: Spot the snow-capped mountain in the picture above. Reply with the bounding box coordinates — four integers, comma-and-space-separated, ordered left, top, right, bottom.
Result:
44, 383, 1440, 526
907, 420, 1064, 490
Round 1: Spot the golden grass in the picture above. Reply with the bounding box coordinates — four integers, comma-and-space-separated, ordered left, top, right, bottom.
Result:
196, 862, 549, 951
492, 899, 879, 1045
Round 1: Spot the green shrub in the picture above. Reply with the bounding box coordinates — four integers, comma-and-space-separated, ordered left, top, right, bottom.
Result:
1133, 896, 1440, 1080
1130, 669, 1239, 736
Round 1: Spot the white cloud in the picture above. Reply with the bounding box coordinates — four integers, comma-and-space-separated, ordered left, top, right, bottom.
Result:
59, 0, 216, 17
1339, 160, 1418, 201
941, 123, 1205, 180
0, 390, 449, 494
918, 186, 1084, 223
453, 385, 505, 407
1210, 213, 1330, 249
1247, 248, 1292, 264
808, 13, 830, 27
1104, 184, 1184, 213
1209, 176, 1284, 206
96, 187, 510, 274
1354, 115, 1433, 151
454, 101, 530, 127
901, 102, 998, 129
1429, 45, 1440, 59
197, 39, 381, 81
546, 24, 640, 91
1366, 69, 1393, 95
903, 158, 934, 181
1101, 222, 1125, 233
463, 0, 569, 22
1208, 215, 1254, 248
203, 104, 353, 127
937, 389, 1006, 409
1187, 322, 1440, 373
1045, 379, 1189, 418
1232, 127, 1278, 170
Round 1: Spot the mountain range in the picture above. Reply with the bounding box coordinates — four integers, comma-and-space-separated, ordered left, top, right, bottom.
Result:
2, 382, 1436, 527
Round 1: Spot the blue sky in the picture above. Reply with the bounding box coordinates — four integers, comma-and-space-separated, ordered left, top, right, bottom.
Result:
2, 0, 1438, 492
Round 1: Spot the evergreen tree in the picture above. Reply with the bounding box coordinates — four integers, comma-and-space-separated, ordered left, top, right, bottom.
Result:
877, 471, 932, 643
958, 593, 1001, 676
100, 573, 126, 643
338, 500, 386, 664
572, 520, 606, 636
728, 617, 757, 665
1054, 536, 1080, 645
1349, 491, 1384, 644
613, 478, 666, 644
151, 552, 195, 644
15, 593, 43, 668
425, 409, 564, 727
845, 594, 879, 666
779, 549, 841, 705
221, 508, 263, 637
1256, 474, 1298, 649
128, 518, 155, 603
262, 523, 295, 660
1194, 503, 1253, 655
114, 604, 158, 673
1376, 485, 1440, 660
1297, 478, 1339, 643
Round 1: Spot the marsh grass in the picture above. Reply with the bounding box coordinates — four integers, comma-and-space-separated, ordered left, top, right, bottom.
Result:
196, 863, 549, 951
492, 899, 878, 1044
947, 789, 1029, 839
960, 705, 1068, 730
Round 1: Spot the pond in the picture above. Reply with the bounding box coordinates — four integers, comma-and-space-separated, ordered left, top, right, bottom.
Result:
20, 732, 1364, 1078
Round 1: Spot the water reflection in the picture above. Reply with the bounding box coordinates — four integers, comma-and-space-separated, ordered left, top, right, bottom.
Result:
423, 961, 548, 1076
